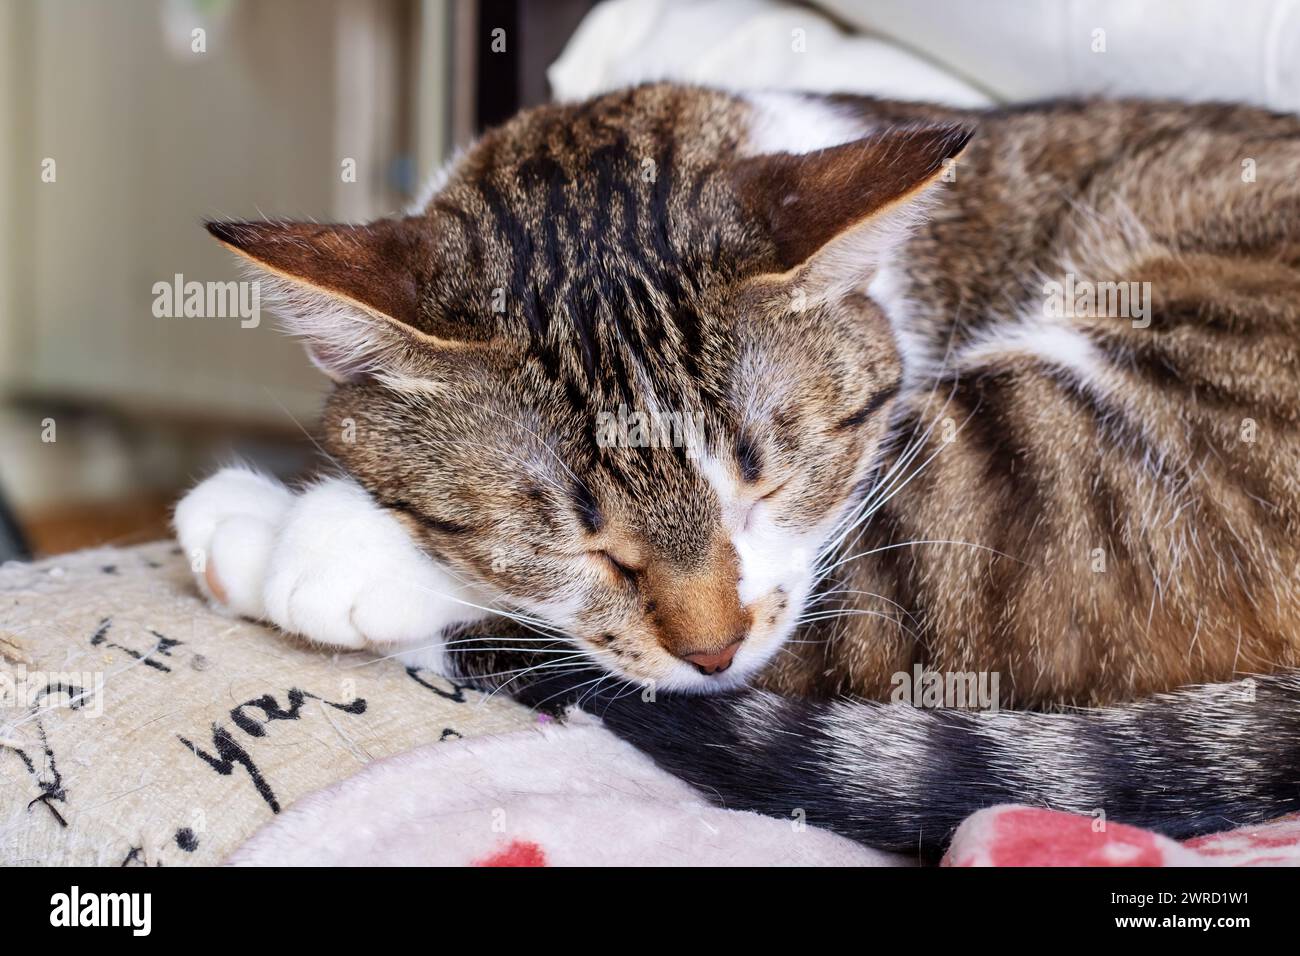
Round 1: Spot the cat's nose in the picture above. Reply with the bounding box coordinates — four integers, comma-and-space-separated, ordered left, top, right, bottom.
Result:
683, 639, 743, 675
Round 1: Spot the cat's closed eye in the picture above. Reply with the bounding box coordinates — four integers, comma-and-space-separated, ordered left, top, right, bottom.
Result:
591, 549, 641, 583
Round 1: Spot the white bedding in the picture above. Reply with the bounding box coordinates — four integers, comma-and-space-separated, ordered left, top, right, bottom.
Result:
554, 0, 1300, 113
548, 0, 992, 106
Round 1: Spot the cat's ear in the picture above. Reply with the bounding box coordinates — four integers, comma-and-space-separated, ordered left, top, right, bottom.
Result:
732, 125, 971, 301
205, 217, 453, 383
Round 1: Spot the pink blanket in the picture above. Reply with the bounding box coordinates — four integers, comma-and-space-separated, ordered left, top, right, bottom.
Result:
229, 713, 1300, 866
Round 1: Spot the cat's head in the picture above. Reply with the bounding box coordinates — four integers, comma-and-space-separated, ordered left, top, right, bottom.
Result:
208, 84, 967, 691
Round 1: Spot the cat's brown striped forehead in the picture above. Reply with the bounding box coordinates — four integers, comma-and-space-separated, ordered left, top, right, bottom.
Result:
399, 88, 771, 562
418, 87, 763, 400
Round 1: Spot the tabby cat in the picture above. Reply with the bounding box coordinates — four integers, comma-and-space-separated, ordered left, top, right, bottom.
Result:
175, 84, 1300, 857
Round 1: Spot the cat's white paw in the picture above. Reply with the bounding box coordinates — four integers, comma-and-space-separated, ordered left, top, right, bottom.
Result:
173, 466, 293, 618
261, 478, 490, 667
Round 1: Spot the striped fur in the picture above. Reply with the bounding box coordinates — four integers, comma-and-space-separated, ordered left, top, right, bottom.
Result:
209, 85, 1300, 853
445, 642, 1300, 860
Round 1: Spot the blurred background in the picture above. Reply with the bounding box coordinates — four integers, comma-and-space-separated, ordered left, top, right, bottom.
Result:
0, 0, 593, 559
2, 0, 1297, 560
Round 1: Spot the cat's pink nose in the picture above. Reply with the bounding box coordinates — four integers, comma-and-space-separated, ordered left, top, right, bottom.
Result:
683, 640, 742, 675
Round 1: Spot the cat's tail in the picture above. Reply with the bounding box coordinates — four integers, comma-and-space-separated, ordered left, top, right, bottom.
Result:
450, 647, 1300, 858
580, 674, 1300, 859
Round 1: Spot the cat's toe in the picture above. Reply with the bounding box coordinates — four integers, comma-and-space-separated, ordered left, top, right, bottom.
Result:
173, 466, 293, 614
259, 477, 491, 658
205, 514, 280, 616
346, 566, 488, 671
259, 478, 425, 650
263, 565, 370, 649
261, 531, 446, 652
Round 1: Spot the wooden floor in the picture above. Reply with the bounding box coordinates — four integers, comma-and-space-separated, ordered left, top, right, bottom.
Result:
19, 493, 176, 557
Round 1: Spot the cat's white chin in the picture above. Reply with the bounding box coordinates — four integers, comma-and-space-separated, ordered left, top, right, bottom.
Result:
663, 659, 766, 694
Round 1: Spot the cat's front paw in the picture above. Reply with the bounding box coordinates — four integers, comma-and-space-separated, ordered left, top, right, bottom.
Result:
173, 466, 293, 618
261, 478, 491, 666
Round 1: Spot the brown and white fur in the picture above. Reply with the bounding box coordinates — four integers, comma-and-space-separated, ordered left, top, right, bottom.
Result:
175, 85, 1300, 855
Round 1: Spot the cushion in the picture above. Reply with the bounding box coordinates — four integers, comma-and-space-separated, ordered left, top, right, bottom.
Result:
0, 542, 532, 865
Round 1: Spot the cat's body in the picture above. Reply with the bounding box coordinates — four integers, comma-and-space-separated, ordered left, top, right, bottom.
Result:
175, 85, 1300, 854
762, 96, 1300, 707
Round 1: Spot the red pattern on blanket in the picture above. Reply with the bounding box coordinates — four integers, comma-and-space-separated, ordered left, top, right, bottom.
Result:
943, 807, 1300, 866
474, 840, 549, 867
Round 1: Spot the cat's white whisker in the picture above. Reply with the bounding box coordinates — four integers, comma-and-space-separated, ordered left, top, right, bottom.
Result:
441, 646, 579, 655
795, 607, 918, 639
817, 381, 964, 562
453, 661, 590, 682
820, 538, 1024, 576
439, 635, 571, 647
503, 670, 610, 712
801, 587, 920, 624
474, 661, 594, 705
811, 400, 979, 588
815, 416, 938, 560
475, 639, 625, 705
576, 671, 620, 710
402, 583, 565, 635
